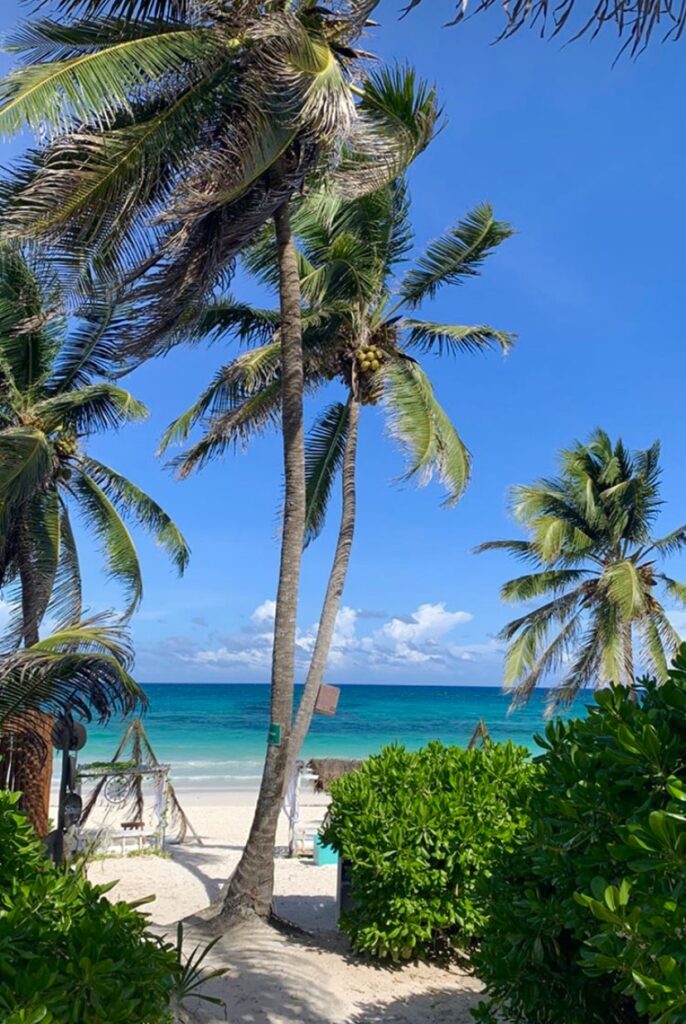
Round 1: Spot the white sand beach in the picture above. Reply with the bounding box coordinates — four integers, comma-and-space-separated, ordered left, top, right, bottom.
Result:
80, 789, 483, 1024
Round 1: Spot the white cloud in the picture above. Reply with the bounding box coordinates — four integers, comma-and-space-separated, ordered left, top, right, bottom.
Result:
380, 603, 472, 644
251, 599, 277, 626
178, 599, 481, 678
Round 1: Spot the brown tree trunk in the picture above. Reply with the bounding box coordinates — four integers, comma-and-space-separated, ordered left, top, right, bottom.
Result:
11, 521, 53, 836
219, 199, 307, 922
287, 395, 360, 772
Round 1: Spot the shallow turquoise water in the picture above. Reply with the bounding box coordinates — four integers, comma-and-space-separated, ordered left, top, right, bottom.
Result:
63, 684, 589, 790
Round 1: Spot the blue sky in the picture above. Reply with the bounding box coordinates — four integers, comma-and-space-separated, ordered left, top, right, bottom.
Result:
1, 1, 686, 683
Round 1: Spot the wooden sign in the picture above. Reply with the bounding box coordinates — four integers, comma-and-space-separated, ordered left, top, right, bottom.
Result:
315, 684, 340, 717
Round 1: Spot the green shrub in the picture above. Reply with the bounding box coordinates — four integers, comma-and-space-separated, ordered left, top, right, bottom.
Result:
474, 652, 686, 1024
321, 739, 535, 959
0, 790, 178, 1023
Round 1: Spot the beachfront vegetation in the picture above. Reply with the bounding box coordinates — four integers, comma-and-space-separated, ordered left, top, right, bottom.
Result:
322, 740, 534, 959
0, 244, 187, 833
0, 789, 180, 1023
478, 429, 686, 709
473, 648, 686, 1024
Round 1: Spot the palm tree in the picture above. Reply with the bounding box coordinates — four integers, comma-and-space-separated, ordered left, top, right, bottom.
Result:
404, 0, 685, 56
0, 619, 145, 834
0, 3, 437, 915
162, 179, 514, 918
477, 429, 686, 708
0, 245, 189, 831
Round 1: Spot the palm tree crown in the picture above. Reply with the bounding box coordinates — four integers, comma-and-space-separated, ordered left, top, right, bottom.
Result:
162, 177, 514, 526
0, 245, 189, 649
478, 429, 686, 707
0, 1, 436, 350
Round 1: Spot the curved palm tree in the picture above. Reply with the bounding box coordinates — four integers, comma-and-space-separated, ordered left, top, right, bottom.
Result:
0, 245, 189, 830
0, 619, 145, 833
477, 429, 686, 709
1, 2, 439, 915
162, 179, 513, 917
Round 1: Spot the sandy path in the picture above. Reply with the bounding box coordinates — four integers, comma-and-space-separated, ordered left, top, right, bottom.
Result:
81, 790, 483, 1024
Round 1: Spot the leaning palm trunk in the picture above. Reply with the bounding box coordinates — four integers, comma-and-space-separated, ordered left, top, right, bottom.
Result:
287, 395, 360, 770
11, 520, 53, 835
219, 200, 307, 920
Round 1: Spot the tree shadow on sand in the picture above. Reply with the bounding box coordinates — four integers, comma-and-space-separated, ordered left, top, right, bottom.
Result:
346, 987, 482, 1024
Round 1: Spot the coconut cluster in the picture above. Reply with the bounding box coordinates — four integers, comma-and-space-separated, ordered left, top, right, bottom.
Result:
356, 343, 384, 374
54, 431, 77, 459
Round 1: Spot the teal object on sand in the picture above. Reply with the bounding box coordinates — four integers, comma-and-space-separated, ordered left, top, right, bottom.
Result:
314, 834, 338, 866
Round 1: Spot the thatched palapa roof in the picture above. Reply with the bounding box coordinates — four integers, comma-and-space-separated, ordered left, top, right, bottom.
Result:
307, 758, 363, 792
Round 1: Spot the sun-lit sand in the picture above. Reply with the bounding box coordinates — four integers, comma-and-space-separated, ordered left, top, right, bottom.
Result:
74, 788, 483, 1024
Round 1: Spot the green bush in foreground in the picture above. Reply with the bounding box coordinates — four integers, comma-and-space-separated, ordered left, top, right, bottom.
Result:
474, 650, 686, 1024
0, 791, 179, 1023
321, 740, 535, 959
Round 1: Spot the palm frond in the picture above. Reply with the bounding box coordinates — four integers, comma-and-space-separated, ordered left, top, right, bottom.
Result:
402, 320, 515, 356
80, 456, 190, 574
383, 356, 470, 506
501, 569, 589, 602
336, 64, 439, 198
304, 401, 350, 547
0, 428, 54, 515
158, 342, 281, 452
48, 497, 83, 630
603, 559, 648, 619
47, 297, 122, 392
401, 0, 684, 56
474, 538, 542, 564
171, 379, 284, 478
506, 613, 583, 708
640, 616, 670, 681
659, 575, 686, 605
398, 204, 513, 308
0, 22, 224, 137
33, 383, 148, 433
0, 619, 144, 731
70, 469, 143, 617
645, 524, 686, 558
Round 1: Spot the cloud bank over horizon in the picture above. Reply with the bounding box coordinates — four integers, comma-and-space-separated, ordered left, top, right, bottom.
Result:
133, 599, 505, 684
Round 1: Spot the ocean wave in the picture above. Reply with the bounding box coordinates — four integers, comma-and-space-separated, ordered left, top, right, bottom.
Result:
173, 773, 262, 781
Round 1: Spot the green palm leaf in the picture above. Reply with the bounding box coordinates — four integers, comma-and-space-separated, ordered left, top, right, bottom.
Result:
336, 64, 439, 198
70, 469, 144, 617
0, 428, 53, 512
403, 320, 515, 356
171, 379, 284, 478
80, 456, 190, 574
159, 342, 281, 453
304, 402, 350, 548
604, 560, 648, 618
33, 384, 148, 433
0, 619, 144, 730
501, 569, 589, 602
384, 356, 470, 506
398, 204, 513, 308
0, 22, 223, 137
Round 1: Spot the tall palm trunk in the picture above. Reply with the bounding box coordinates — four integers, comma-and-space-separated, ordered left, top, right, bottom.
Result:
219, 199, 307, 921
287, 395, 360, 771
10, 518, 53, 835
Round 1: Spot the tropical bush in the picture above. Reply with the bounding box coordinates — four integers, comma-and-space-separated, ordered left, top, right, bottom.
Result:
321, 740, 535, 959
0, 791, 181, 1023
473, 650, 686, 1024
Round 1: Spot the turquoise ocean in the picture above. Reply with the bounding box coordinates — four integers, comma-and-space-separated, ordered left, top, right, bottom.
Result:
66, 684, 587, 790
